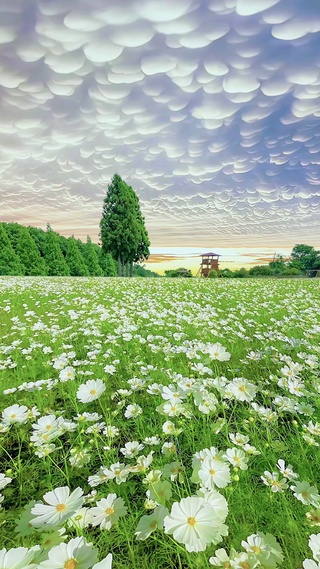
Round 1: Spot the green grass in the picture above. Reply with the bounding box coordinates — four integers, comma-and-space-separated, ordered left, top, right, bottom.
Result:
0, 276, 319, 568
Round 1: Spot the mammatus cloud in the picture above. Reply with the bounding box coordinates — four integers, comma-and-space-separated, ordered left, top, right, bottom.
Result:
0, 0, 320, 248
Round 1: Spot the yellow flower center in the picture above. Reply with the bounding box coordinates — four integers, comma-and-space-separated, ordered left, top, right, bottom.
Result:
11, 414, 17, 419
240, 563, 250, 569
302, 491, 309, 498
90, 389, 97, 395
239, 386, 246, 392
209, 469, 216, 475
187, 517, 196, 526
46, 425, 52, 430
56, 503, 66, 512
64, 560, 78, 569
252, 546, 262, 554
150, 520, 158, 529
105, 507, 114, 516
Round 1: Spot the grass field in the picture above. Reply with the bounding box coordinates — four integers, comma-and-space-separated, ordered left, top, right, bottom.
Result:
0, 277, 320, 569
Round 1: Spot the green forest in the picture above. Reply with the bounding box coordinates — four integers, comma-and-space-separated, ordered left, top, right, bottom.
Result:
0, 222, 116, 277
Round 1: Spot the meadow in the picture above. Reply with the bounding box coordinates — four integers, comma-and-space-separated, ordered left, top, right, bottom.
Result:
0, 276, 320, 569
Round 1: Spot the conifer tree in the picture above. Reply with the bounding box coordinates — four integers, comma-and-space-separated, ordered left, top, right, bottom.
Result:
130, 187, 150, 276
15, 225, 47, 276
28, 226, 46, 257
65, 237, 89, 276
100, 174, 149, 276
0, 223, 24, 275
99, 251, 117, 276
84, 236, 103, 276
44, 226, 70, 276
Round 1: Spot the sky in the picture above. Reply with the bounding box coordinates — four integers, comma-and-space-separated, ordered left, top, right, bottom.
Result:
0, 0, 320, 273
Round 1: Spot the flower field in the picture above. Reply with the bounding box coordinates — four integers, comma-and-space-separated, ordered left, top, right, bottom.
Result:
0, 277, 320, 569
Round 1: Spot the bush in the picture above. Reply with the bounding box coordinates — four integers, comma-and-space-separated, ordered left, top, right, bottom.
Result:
208, 269, 218, 278
220, 269, 234, 278
233, 268, 249, 278
282, 267, 301, 276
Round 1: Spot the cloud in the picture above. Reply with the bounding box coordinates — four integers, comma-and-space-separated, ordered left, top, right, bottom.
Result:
0, 0, 319, 249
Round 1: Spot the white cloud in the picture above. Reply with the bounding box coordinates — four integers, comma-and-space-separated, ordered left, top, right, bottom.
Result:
0, 0, 319, 248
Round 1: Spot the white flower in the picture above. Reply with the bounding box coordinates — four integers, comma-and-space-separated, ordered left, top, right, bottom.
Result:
291, 482, 320, 506
0, 473, 12, 490
104, 364, 117, 374
228, 378, 257, 402
120, 441, 144, 458
30, 486, 84, 528
76, 379, 106, 403
261, 471, 288, 493
92, 555, 113, 569
224, 448, 248, 470
124, 404, 142, 419
207, 343, 231, 361
67, 508, 93, 530
102, 463, 130, 484
229, 433, 250, 446
39, 537, 97, 569
2, 404, 29, 425
0, 546, 40, 569
309, 534, 320, 562
303, 561, 320, 569
135, 506, 168, 540
276, 459, 299, 480
89, 493, 127, 530
209, 548, 236, 567
164, 496, 227, 552
242, 532, 284, 566
241, 533, 268, 559
199, 458, 231, 489
161, 385, 186, 403
59, 367, 75, 382
144, 436, 161, 445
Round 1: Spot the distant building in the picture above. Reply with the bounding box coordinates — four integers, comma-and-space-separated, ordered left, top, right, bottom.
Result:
197, 252, 220, 277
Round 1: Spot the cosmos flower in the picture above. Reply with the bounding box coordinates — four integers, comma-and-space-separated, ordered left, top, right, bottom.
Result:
198, 458, 231, 490
92, 555, 113, 569
135, 506, 168, 540
0, 546, 40, 568
38, 537, 97, 569
207, 343, 231, 362
76, 379, 106, 403
291, 482, 320, 507
89, 494, 127, 530
2, 404, 29, 425
164, 496, 226, 552
0, 473, 12, 490
30, 487, 84, 528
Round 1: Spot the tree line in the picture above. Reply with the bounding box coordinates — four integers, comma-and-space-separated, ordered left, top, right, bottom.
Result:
0, 222, 118, 277
163, 244, 320, 278
0, 174, 152, 277
217, 244, 320, 278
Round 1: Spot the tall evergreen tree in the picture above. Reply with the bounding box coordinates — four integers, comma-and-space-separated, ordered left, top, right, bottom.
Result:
129, 187, 150, 276
65, 237, 89, 276
28, 226, 47, 257
0, 223, 24, 275
100, 174, 149, 276
99, 251, 117, 276
44, 226, 70, 276
15, 225, 47, 276
84, 236, 103, 276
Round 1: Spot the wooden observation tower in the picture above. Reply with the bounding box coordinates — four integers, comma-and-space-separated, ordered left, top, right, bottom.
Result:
197, 252, 220, 277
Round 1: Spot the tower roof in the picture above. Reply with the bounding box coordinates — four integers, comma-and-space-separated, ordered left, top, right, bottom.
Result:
201, 252, 221, 257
